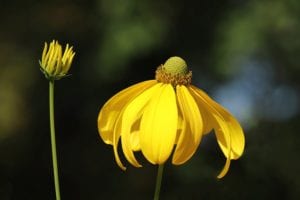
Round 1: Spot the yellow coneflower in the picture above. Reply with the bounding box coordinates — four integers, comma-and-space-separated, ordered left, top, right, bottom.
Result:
40, 40, 75, 81
97, 56, 245, 179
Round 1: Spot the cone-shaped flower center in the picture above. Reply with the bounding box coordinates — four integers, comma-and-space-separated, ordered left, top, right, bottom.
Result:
155, 56, 192, 86
163, 56, 188, 75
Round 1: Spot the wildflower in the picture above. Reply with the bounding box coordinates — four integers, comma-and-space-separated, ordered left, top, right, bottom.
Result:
97, 56, 245, 178
39, 40, 76, 200
40, 40, 75, 81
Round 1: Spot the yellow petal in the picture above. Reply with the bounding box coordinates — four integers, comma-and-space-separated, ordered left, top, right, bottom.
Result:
215, 116, 244, 159
172, 85, 203, 164
97, 80, 156, 145
217, 157, 231, 179
187, 87, 214, 135
130, 130, 141, 151
129, 118, 141, 151
140, 84, 178, 164
41, 42, 48, 67
174, 114, 184, 144
54, 45, 62, 75
49, 42, 59, 73
121, 83, 161, 167
191, 86, 245, 159
189, 86, 245, 178
112, 111, 126, 170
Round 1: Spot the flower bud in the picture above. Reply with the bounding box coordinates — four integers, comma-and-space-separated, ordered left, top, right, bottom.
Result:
39, 40, 75, 80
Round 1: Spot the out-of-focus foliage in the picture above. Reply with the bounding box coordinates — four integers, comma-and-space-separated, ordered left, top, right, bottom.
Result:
213, 0, 300, 78
0, 0, 299, 199
96, 0, 171, 80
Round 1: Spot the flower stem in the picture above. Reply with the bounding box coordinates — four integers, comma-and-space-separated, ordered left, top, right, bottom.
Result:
153, 164, 164, 200
49, 81, 61, 200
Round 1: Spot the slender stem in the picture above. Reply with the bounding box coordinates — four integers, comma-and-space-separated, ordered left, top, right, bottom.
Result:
49, 81, 61, 200
153, 164, 164, 200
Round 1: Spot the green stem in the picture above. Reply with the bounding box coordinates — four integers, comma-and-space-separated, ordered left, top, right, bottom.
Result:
49, 81, 61, 200
153, 164, 164, 200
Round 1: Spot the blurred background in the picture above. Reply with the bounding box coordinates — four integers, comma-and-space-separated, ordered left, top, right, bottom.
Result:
0, 0, 300, 199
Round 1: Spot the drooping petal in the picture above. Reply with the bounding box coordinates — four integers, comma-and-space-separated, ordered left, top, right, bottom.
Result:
185, 87, 214, 135
112, 111, 126, 170
217, 157, 231, 179
121, 83, 162, 167
215, 115, 244, 159
197, 100, 214, 135
140, 84, 178, 164
129, 116, 141, 152
172, 85, 203, 165
189, 87, 231, 178
130, 118, 141, 151
191, 86, 245, 159
130, 130, 140, 151
174, 114, 183, 144
98, 80, 156, 145
189, 86, 245, 178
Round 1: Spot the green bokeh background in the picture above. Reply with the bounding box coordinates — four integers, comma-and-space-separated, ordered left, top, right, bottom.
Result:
0, 0, 300, 199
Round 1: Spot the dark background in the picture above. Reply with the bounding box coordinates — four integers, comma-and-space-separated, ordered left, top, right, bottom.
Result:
0, 0, 300, 199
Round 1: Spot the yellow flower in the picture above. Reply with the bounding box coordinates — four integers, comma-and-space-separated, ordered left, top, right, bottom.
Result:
39, 40, 75, 80
97, 56, 245, 178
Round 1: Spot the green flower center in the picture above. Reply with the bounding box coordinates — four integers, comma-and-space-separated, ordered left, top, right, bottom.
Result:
163, 56, 188, 75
